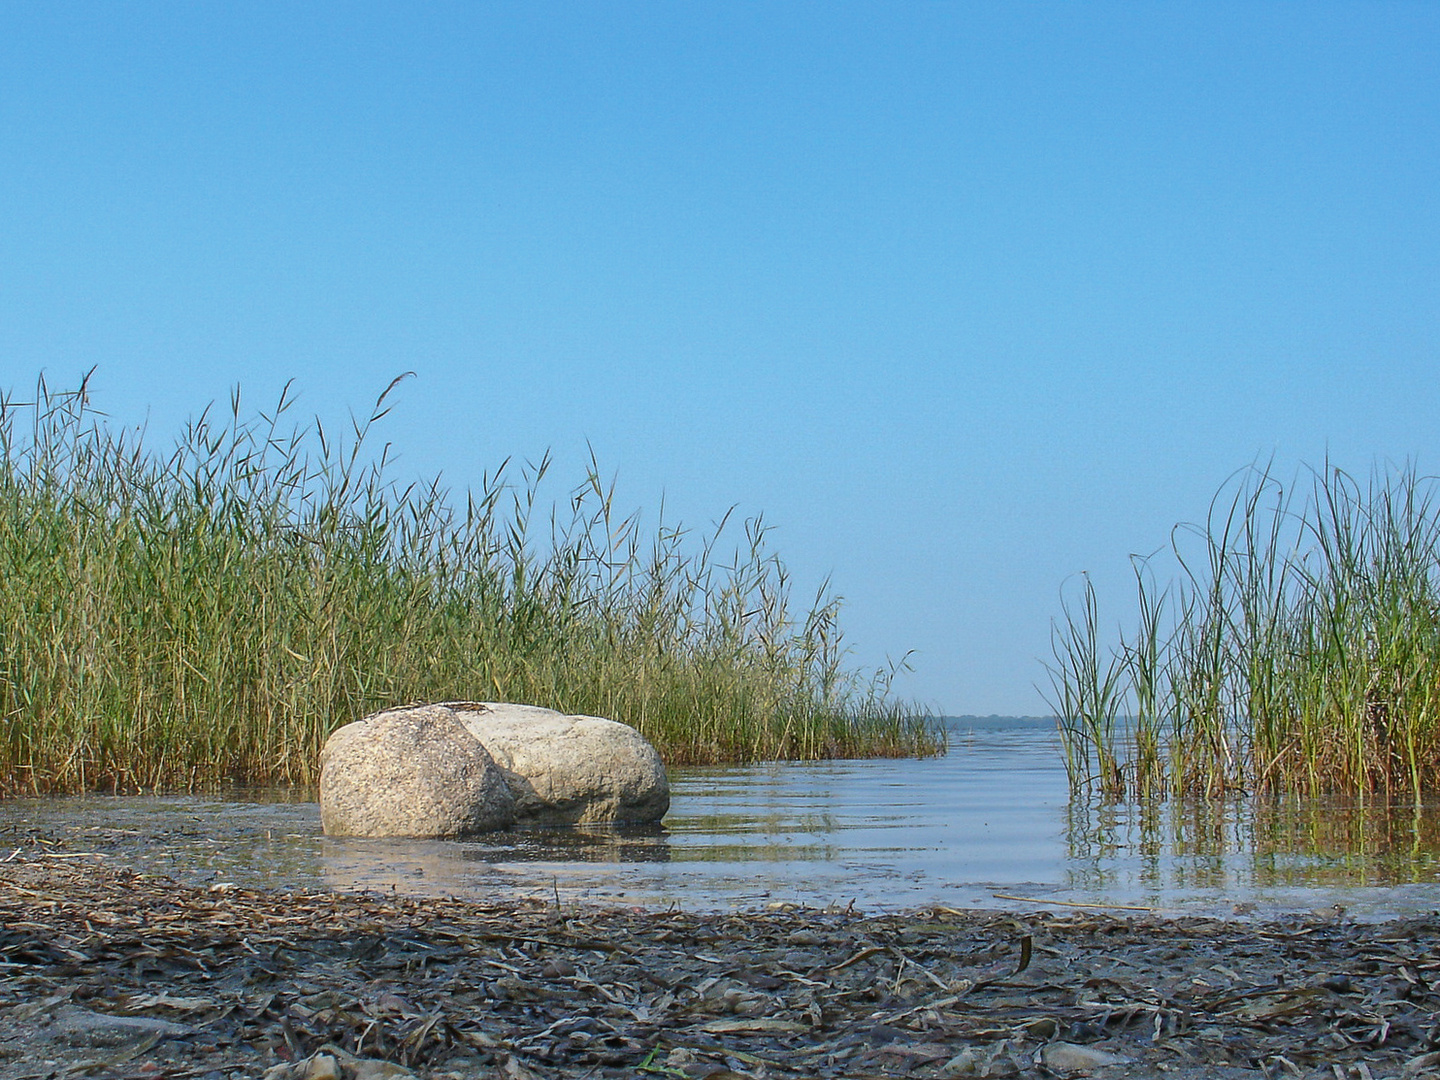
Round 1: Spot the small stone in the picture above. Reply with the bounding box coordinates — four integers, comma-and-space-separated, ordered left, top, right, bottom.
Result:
981, 1052, 1020, 1077
351, 1061, 418, 1080
264, 1051, 419, 1080
1040, 1042, 1132, 1073
368, 991, 413, 1017
1317, 973, 1354, 994
1023, 1016, 1060, 1039
941, 1047, 982, 1075
302, 1054, 341, 1080
943, 1043, 1022, 1077
52, 1005, 191, 1047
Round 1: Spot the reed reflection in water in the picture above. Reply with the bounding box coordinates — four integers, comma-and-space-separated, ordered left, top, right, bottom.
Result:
6, 719, 1440, 917
1065, 791, 1440, 899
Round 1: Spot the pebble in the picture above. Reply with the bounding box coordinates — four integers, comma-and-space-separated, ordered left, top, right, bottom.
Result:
262, 1050, 419, 1080
940, 1047, 982, 1075
941, 1043, 1022, 1076
1039, 1042, 1133, 1072
52, 1004, 192, 1047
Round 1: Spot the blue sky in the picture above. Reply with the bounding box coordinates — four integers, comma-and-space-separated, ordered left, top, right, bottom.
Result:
2, 3, 1437, 715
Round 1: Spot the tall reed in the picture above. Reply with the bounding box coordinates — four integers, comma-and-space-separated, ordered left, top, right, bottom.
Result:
1046, 461, 1440, 799
0, 373, 937, 795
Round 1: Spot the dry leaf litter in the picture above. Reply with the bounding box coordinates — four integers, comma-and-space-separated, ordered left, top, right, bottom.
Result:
3, 831, 1440, 1079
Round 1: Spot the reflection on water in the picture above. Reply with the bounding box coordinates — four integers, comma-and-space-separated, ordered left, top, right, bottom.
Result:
318, 826, 672, 896
4, 718, 1440, 918
1066, 792, 1440, 895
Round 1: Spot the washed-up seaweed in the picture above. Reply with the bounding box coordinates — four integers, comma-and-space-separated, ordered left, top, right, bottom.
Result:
3, 834, 1440, 1079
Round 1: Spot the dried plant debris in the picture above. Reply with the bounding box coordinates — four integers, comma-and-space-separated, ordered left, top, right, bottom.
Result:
4, 844, 1440, 1078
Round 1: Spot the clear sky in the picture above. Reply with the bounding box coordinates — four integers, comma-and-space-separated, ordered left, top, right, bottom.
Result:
2, 3, 1437, 715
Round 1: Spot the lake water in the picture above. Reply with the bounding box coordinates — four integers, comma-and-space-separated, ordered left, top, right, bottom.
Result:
6, 717, 1440, 920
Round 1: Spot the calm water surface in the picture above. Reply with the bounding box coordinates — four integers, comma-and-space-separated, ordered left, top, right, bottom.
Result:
6, 718, 1440, 920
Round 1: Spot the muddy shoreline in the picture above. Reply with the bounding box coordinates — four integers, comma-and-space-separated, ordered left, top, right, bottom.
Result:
3, 833, 1440, 1079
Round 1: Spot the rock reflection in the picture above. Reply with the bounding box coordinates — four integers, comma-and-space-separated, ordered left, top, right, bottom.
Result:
490, 822, 673, 864
321, 823, 673, 896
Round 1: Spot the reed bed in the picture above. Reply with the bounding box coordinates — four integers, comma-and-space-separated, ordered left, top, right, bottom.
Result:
0, 372, 936, 795
1046, 461, 1440, 800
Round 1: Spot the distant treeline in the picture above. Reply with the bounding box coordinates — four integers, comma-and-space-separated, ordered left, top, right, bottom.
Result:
947, 715, 1054, 724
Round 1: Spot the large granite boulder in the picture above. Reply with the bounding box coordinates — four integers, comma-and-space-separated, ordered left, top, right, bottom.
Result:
450, 702, 671, 826
318, 701, 669, 836
319, 704, 515, 837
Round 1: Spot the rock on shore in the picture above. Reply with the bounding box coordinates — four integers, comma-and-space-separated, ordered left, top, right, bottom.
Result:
453, 702, 671, 826
318, 704, 515, 838
319, 701, 669, 837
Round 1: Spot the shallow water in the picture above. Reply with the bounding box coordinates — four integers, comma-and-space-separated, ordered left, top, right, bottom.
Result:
5, 718, 1440, 919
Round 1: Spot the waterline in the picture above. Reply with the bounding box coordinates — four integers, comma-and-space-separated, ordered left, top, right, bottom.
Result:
7, 718, 1440, 920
